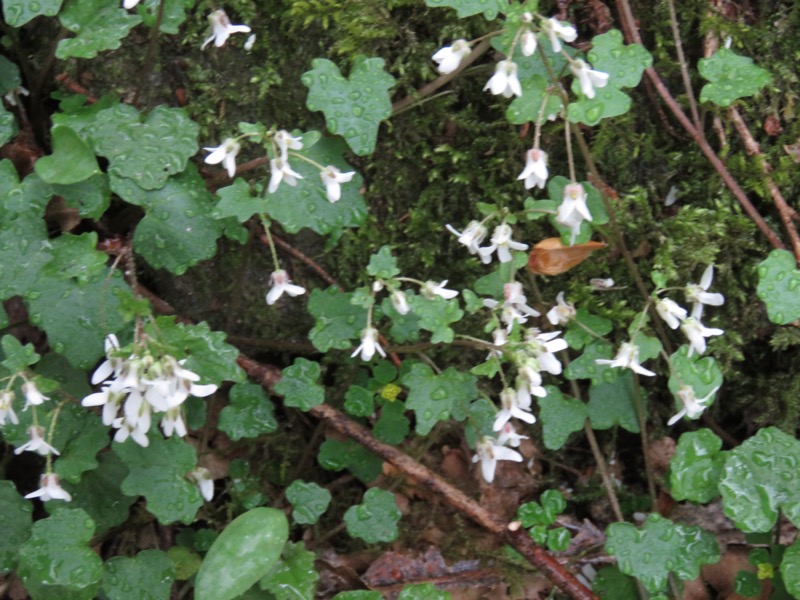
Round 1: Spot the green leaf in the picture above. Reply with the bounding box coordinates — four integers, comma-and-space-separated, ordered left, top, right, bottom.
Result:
424, 0, 504, 18
373, 400, 410, 444
114, 433, 202, 525
381, 293, 423, 343
18, 507, 103, 596
308, 287, 368, 352
756, 249, 800, 325
89, 104, 198, 190
1, 334, 39, 372
259, 541, 318, 599
564, 340, 617, 385
401, 363, 477, 435
42, 232, 109, 284
51, 174, 111, 219
366, 245, 400, 279
588, 30, 652, 89
669, 429, 726, 503
564, 308, 613, 351
167, 546, 201, 581
667, 346, 723, 422
547, 527, 571, 552
507, 75, 563, 125
397, 583, 452, 600
407, 295, 464, 344
605, 514, 720, 593
35, 125, 99, 185
212, 178, 265, 223
699, 49, 772, 107
332, 592, 382, 600
273, 358, 325, 411
265, 136, 367, 235
194, 508, 289, 600
286, 481, 332, 525
344, 488, 401, 544
541, 489, 567, 518
58, 0, 142, 59
218, 383, 278, 441
719, 427, 800, 532
52, 404, 110, 483
0, 480, 33, 573
568, 86, 633, 126
344, 385, 374, 417
0, 106, 16, 146
538, 386, 587, 450
592, 566, 639, 600
588, 371, 643, 433
138, 0, 190, 34
102, 550, 174, 600
3, 0, 62, 26
318, 439, 383, 483
302, 56, 395, 156
781, 541, 800, 598
733, 570, 762, 597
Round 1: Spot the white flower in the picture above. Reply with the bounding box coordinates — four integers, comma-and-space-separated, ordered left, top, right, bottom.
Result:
274, 130, 304, 161
112, 417, 150, 447
656, 298, 687, 330
484, 60, 522, 98
487, 328, 508, 359
244, 34, 256, 51
266, 269, 306, 305
22, 381, 49, 409
0, 390, 18, 426
15, 426, 59, 456
201, 9, 252, 50
518, 148, 548, 190
351, 326, 386, 361
82, 385, 125, 426
123, 0, 140, 8
590, 277, 615, 290
494, 387, 536, 431
473, 436, 523, 483
680, 318, 724, 357
478, 223, 529, 264
320, 166, 355, 203
91, 334, 124, 385
142, 357, 217, 412
497, 422, 528, 447
541, 17, 577, 52
160, 407, 187, 438
391, 290, 410, 315
3, 85, 29, 107
204, 138, 240, 178
685, 265, 725, 320
520, 30, 538, 57
667, 385, 720, 426
432, 39, 471, 74
518, 361, 547, 398
558, 182, 592, 224
546, 291, 576, 326
421, 280, 458, 300
525, 329, 568, 375
569, 59, 609, 100
25, 473, 71, 502
188, 467, 214, 502
268, 157, 304, 193
596, 341, 655, 377
446, 221, 488, 255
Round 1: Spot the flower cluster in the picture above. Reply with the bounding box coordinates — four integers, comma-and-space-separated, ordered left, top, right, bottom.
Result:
81, 335, 218, 447
446, 221, 528, 264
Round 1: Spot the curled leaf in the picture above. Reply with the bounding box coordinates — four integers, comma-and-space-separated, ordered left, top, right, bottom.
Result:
528, 238, 606, 275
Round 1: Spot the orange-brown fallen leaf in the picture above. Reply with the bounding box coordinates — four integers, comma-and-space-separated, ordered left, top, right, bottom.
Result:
528, 238, 607, 275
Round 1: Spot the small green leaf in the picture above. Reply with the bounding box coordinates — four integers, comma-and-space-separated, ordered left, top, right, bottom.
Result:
588, 29, 652, 89
407, 295, 464, 344
42, 232, 109, 283
332, 592, 382, 600
564, 340, 617, 385
219, 383, 277, 441
58, 0, 142, 59
669, 429, 726, 503
592, 566, 639, 600
0, 106, 16, 146
274, 358, 325, 411
734, 570, 763, 597
756, 249, 800, 325
547, 527, 571, 552
401, 363, 477, 435
344, 385, 375, 417
52, 404, 110, 483
564, 309, 613, 350
102, 550, 174, 600
667, 346, 723, 422
424, 0, 504, 18
373, 400, 410, 444
167, 546, 201, 581
51, 173, 111, 219
318, 439, 383, 483
367, 245, 400, 279
699, 49, 772, 107
781, 541, 800, 598
397, 583, 452, 600
114, 433, 202, 525
35, 125, 99, 185
719, 427, 800, 532
259, 541, 318, 599
506, 75, 562, 125
1, 334, 39, 372
568, 86, 632, 126
541, 489, 567, 519
3, 0, 63, 27
286, 481, 332, 525
588, 371, 643, 433
344, 488, 401, 543
194, 508, 289, 600
302, 56, 395, 156
538, 386, 587, 450
0, 480, 33, 573
138, 0, 189, 34
605, 514, 720, 593
308, 287, 368, 352
213, 178, 265, 223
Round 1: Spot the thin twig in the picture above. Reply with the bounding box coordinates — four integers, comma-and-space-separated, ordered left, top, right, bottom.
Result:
665, 0, 703, 132
132, 0, 167, 106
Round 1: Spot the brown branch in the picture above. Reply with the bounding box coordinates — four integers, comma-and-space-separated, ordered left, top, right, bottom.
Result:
615, 0, 786, 252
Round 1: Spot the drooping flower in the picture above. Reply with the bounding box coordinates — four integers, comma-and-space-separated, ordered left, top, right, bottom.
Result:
596, 341, 656, 377
569, 59, 610, 99
518, 148, 548, 190
446, 221, 488, 255
320, 166, 355, 203
667, 384, 720, 426
25, 473, 71, 502
520, 30, 538, 57
112, 417, 150, 447
525, 329, 568, 375
541, 17, 577, 53
680, 318, 724, 357
22, 381, 49, 409
557, 182, 593, 245
478, 223, 529, 264
589, 277, 616, 290
14, 426, 60, 456
201, 9, 252, 50
421, 280, 458, 300
123, 0, 140, 9
473, 436, 523, 483
685, 265, 725, 320
484, 282, 540, 332
484, 60, 523, 98
656, 298, 687, 330
432, 39, 471, 74
266, 270, 306, 305
493, 387, 536, 432
487, 328, 508, 360
0, 390, 18, 426
268, 157, 304, 193
274, 130, 304, 161
517, 360, 547, 398
497, 422, 529, 448
390, 290, 410, 315
82, 385, 125, 426
188, 467, 215, 502
546, 291, 576, 326
203, 138, 240, 178
351, 326, 386, 362
160, 406, 187, 438
244, 34, 256, 51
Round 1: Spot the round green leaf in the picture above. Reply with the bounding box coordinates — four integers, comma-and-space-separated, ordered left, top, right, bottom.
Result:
669, 429, 726, 503
3, 0, 63, 27
273, 357, 325, 411
538, 386, 587, 450
0, 480, 33, 573
286, 480, 332, 525
699, 49, 772, 107
102, 550, 174, 600
344, 488, 401, 544
780, 541, 800, 597
57, 0, 142, 59
424, 0, 504, 19
258, 541, 318, 600
35, 125, 99, 185
219, 383, 278, 441
756, 249, 800, 325
194, 507, 289, 600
